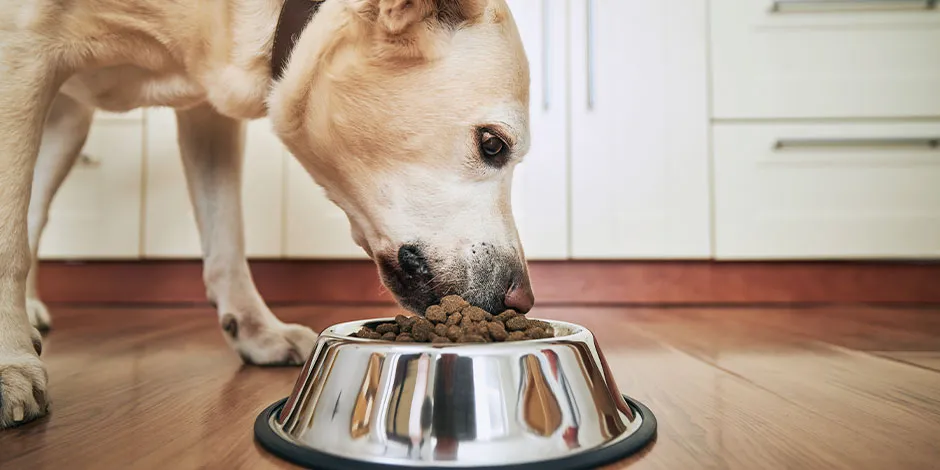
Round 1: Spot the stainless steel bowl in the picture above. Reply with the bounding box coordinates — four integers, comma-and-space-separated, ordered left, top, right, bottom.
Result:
254, 317, 656, 469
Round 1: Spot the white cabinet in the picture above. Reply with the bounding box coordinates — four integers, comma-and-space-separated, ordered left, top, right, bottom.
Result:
143, 108, 286, 258
39, 112, 144, 259
713, 122, 940, 259
505, 0, 569, 259
284, 156, 368, 259
711, 0, 940, 119
567, 0, 712, 258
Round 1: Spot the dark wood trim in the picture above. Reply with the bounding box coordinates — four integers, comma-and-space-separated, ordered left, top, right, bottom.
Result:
35, 259, 940, 306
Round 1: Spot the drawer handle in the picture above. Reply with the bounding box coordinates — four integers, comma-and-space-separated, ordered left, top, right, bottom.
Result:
585, 0, 595, 110
541, 0, 551, 111
771, 0, 937, 12
773, 137, 940, 150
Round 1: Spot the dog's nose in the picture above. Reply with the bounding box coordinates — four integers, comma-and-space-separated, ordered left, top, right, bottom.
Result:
398, 244, 430, 277
504, 280, 534, 313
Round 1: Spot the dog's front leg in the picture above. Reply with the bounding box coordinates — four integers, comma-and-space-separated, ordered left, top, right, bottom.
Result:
175, 103, 317, 366
26, 93, 95, 331
0, 52, 59, 428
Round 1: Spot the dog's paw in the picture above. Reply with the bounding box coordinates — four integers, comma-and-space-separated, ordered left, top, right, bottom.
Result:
0, 345, 49, 429
26, 298, 52, 331
219, 314, 318, 367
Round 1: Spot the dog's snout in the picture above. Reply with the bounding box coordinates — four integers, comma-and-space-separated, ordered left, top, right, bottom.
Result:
398, 244, 430, 277
504, 279, 534, 313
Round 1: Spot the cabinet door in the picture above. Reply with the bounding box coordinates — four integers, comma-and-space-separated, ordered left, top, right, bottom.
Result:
283, 156, 368, 259
713, 122, 940, 259
568, 0, 711, 258
39, 113, 144, 259
143, 108, 286, 258
504, 0, 570, 259
710, 0, 940, 120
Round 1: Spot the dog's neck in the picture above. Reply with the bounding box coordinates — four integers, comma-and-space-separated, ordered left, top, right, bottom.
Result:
271, 0, 325, 81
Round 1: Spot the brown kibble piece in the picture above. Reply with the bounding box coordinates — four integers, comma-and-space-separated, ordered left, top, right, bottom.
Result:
412, 318, 434, 342
508, 331, 527, 341
426, 305, 447, 323
376, 323, 399, 335
381, 332, 398, 341
459, 334, 487, 343
505, 316, 529, 332
396, 334, 414, 342
446, 325, 461, 341
525, 327, 552, 340
460, 314, 475, 328
396, 315, 415, 333
445, 312, 463, 326
463, 306, 487, 322
434, 323, 448, 337
495, 310, 518, 323
440, 295, 469, 313
488, 322, 508, 341
432, 335, 452, 344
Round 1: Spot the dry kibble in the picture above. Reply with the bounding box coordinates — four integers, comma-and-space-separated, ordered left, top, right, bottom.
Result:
459, 334, 487, 343
463, 306, 487, 322
508, 331, 527, 341
505, 316, 529, 332
426, 305, 447, 323
460, 314, 475, 328
395, 315, 415, 333
488, 322, 509, 341
412, 318, 434, 342
349, 295, 550, 343
439, 295, 469, 313
495, 310, 517, 323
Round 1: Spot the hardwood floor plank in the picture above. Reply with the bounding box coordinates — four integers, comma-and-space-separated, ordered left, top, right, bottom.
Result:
625, 307, 940, 469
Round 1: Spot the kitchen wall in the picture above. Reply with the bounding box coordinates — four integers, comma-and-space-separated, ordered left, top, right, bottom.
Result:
38, 0, 940, 263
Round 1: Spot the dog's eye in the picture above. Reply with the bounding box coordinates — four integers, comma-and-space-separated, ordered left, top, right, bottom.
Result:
479, 130, 509, 166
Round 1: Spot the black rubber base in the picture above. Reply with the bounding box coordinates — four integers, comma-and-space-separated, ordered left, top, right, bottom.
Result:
253, 395, 657, 470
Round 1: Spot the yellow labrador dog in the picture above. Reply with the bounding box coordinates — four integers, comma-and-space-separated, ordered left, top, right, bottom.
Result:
0, 0, 534, 428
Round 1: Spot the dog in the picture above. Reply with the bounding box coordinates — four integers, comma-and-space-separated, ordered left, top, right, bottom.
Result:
0, 0, 534, 428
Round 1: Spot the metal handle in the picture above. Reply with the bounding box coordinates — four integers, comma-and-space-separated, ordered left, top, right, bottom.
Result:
541, 0, 551, 111
773, 137, 940, 150
585, 0, 595, 110
76, 153, 101, 167
771, 0, 937, 13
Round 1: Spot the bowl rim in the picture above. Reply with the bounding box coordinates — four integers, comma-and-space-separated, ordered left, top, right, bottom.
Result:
320, 317, 589, 348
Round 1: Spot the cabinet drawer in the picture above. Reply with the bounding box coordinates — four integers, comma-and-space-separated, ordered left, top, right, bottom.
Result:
713, 122, 940, 259
710, 0, 940, 119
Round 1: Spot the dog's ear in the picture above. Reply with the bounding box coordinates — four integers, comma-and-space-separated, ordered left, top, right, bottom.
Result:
353, 0, 487, 41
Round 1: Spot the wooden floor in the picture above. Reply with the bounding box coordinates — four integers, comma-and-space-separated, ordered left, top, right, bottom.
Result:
2, 304, 939, 469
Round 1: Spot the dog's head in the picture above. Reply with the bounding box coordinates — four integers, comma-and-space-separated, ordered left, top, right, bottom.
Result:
269, 0, 533, 315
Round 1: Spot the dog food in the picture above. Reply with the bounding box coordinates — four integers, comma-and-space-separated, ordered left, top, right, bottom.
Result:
351, 295, 553, 343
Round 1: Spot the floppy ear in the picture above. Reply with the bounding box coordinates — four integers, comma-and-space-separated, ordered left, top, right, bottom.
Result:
351, 0, 487, 59
354, 0, 487, 36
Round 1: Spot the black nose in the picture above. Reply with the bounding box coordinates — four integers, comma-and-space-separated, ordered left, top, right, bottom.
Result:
398, 244, 431, 277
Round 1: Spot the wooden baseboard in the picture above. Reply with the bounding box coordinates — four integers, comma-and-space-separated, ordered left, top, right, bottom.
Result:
35, 259, 940, 306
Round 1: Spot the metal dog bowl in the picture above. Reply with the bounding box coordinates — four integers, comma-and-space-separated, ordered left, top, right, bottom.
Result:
254, 317, 657, 469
